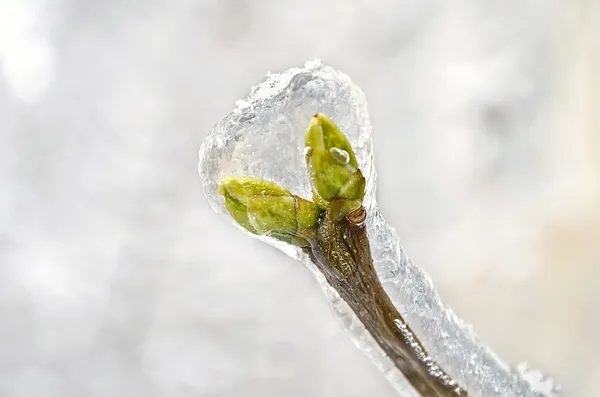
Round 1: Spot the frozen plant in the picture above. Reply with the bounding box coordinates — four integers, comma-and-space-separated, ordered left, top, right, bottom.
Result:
218, 113, 463, 395
199, 60, 561, 397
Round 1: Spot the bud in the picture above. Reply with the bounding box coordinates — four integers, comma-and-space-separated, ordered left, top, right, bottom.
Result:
304, 113, 365, 219
218, 176, 320, 246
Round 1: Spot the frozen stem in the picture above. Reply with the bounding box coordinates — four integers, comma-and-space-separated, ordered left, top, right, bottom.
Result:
217, 114, 465, 396
201, 61, 561, 397
308, 209, 465, 396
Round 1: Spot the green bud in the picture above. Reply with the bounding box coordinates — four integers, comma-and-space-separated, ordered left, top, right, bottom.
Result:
218, 176, 321, 246
337, 169, 366, 201
247, 195, 297, 235
304, 113, 366, 218
295, 196, 321, 231
219, 176, 290, 205
220, 187, 258, 233
305, 113, 357, 169
328, 169, 366, 221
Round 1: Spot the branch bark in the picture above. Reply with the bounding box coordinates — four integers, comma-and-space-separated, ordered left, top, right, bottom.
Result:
306, 207, 467, 397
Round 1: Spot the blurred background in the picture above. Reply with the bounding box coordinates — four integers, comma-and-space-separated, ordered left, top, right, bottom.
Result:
0, 0, 598, 396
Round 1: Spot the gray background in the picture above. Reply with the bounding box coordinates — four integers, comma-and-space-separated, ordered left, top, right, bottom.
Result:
1, 1, 598, 396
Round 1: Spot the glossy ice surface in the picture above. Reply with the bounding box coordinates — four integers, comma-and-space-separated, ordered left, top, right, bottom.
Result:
199, 61, 560, 397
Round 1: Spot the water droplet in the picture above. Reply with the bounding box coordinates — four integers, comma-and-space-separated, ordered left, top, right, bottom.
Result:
329, 147, 349, 164
260, 190, 266, 195
303, 146, 312, 156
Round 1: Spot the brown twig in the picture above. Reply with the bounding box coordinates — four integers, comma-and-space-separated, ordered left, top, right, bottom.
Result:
305, 207, 467, 397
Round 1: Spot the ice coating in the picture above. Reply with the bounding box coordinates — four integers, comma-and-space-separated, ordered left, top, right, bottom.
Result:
198, 60, 560, 397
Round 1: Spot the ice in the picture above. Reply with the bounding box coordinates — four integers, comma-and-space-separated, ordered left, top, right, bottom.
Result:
198, 60, 560, 397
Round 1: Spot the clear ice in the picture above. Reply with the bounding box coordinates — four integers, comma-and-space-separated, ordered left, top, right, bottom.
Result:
198, 60, 561, 397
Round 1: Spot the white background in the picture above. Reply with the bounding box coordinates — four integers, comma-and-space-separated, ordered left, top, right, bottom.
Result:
0, 1, 598, 396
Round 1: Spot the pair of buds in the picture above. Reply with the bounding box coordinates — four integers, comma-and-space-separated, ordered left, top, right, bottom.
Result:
218, 113, 366, 247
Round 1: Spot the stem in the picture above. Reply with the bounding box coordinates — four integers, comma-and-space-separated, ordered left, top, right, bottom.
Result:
307, 208, 467, 397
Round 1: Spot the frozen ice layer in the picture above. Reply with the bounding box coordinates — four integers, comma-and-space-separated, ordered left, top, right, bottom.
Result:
199, 59, 417, 397
198, 60, 560, 397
